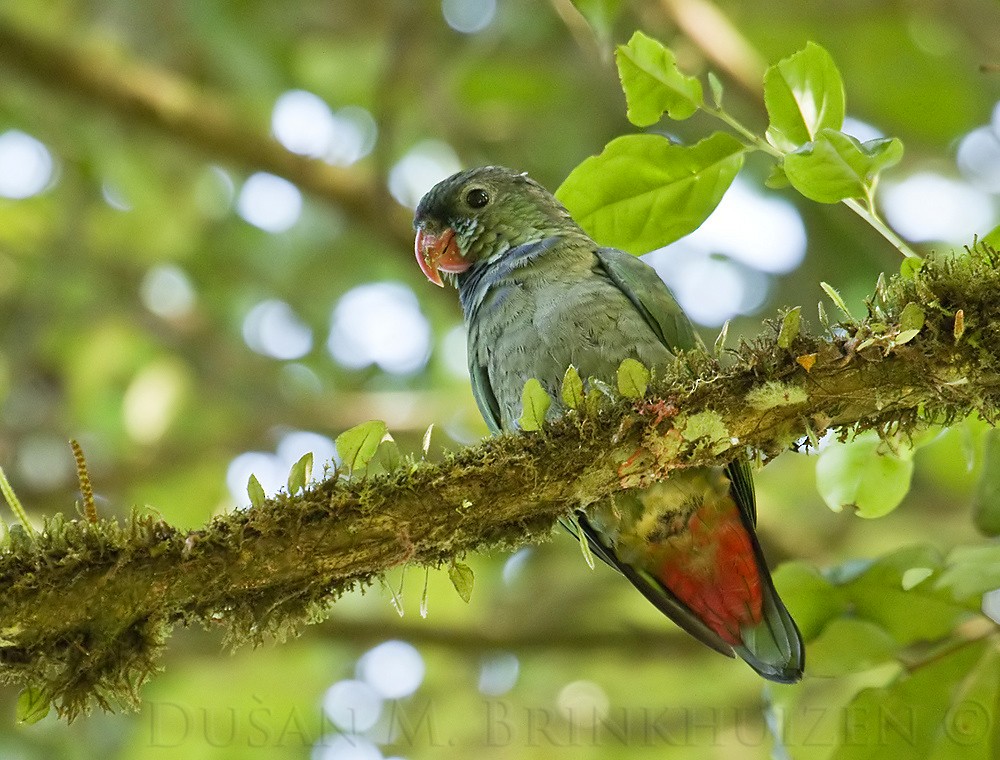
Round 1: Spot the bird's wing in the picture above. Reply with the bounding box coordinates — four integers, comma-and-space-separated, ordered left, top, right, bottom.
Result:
469, 358, 503, 435
725, 457, 757, 526
593, 246, 756, 526
593, 246, 702, 354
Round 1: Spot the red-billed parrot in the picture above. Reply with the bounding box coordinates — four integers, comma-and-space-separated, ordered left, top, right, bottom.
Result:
413, 166, 803, 682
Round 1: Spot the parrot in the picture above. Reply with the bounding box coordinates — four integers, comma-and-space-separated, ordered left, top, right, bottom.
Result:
413, 166, 804, 683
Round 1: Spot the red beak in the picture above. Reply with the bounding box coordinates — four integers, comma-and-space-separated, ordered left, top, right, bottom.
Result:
414, 226, 471, 287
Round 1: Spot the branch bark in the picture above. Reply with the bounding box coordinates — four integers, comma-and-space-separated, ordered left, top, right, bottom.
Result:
1, 247, 999, 718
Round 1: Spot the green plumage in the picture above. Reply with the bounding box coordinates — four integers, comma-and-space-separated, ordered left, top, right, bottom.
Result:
414, 166, 803, 682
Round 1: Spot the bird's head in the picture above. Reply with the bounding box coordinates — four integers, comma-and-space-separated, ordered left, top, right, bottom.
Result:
413, 166, 579, 286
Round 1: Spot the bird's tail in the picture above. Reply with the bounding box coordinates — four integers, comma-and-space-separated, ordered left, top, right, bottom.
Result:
578, 477, 804, 683
651, 493, 804, 683
730, 567, 804, 683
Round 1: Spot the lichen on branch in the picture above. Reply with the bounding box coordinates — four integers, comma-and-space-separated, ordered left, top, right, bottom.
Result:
1, 245, 999, 719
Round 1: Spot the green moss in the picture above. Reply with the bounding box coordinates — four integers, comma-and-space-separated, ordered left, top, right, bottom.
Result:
746, 380, 809, 410
679, 411, 731, 454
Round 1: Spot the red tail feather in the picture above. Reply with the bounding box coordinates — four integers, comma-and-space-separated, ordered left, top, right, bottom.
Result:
656, 499, 763, 644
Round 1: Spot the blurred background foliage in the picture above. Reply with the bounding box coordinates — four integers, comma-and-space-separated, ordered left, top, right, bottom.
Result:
0, 0, 999, 757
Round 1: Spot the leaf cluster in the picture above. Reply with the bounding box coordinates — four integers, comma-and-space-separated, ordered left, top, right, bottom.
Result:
557, 33, 912, 259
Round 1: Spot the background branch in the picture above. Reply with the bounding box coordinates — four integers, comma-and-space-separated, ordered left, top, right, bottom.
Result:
0, 18, 414, 248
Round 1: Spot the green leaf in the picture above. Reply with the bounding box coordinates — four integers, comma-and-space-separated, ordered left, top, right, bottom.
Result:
16, 686, 50, 724
0, 464, 33, 535
983, 224, 1000, 249
808, 618, 899, 677
336, 420, 389, 474
713, 320, 729, 354
616, 358, 649, 399
764, 41, 845, 151
832, 641, 994, 760
815, 430, 914, 518
448, 561, 474, 603
922, 644, 1000, 760
899, 302, 925, 333
772, 561, 844, 640
556, 132, 745, 254
901, 567, 934, 590
900, 256, 924, 280
287, 451, 313, 494
707, 72, 724, 108
936, 544, 1000, 599
377, 435, 403, 472
569, 0, 622, 47
247, 474, 266, 509
518, 378, 551, 431
817, 300, 830, 330
421, 423, 434, 458
819, 281, 855, 320
584, 382, 607, 417
784, 130, 904, 203
764, 162, 790, 189
614, 31, 703, 126
973, 428, 1000, 536
777, 306, 801, 348
840, 545, 974, 643
561, 365, 584, 410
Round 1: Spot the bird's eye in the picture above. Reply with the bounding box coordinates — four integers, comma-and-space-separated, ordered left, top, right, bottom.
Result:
465, 188, 489, 209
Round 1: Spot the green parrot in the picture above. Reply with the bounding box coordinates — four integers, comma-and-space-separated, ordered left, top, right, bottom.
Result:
413, 166, 804, 683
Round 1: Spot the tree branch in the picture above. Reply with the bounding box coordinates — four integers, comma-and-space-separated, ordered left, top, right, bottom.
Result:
0, 18, 414, 247
2, 247, 999, 718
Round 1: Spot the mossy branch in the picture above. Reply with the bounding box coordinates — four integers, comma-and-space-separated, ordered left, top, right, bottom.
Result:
3, 247, 1000, 719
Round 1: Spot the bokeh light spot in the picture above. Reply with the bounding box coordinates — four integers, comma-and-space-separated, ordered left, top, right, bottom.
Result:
141, 265, 196, 320
645, 245, 769, 327
273, 90, 337, 158
957, 126, 1000, 192
16, 433, 75, 492
226, 451, 285, 507
328, 283, 430, 374
684, 178, 806, 274
276, 430, 337, 478
441, 0, 496, 33
243, 299, 313, 360
388, 141, 461, 209
440, 324, 468, 378
272, 91, 377, 166
312, 735, 383, 760
882, 173, 996, 243
238, 173, 303, 232
123, 360, 188, 444
0, 130, 54, 199
842, 116, 885, 143
225, 430, 335, 506
478, 652, 519, 696
322, 679, 383, 732
984, 588, 1000, 625
357, 640, 425, 699
557, 680, 610, 727
327, 106, 378, 167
